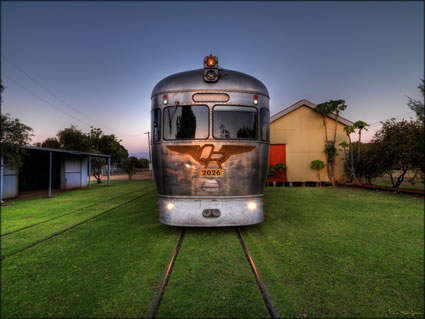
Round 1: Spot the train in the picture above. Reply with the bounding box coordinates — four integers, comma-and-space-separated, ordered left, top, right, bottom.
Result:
150, 56, 270, 226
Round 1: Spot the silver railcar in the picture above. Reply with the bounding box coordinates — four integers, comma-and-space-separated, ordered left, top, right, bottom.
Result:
151, 56, 270, 226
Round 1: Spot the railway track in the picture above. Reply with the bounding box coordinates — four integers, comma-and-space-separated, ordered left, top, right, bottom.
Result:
2, 185, 154, 237
148, 227, 279, 319
1, 190, 156, 261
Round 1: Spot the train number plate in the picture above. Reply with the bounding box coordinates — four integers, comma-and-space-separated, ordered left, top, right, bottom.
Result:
200, 169, 223, 177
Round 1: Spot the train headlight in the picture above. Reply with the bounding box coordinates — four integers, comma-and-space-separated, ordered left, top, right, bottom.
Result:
203, 55, 219, 82
167, 202, 174, 210
248, 202, 257, 210
253, 95, 258, 105
163, 95, 168, 105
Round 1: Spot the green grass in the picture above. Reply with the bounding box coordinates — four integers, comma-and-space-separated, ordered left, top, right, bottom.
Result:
157, 228, 269, 318
1, 182, 423, 318
1, 188, 181, 318
241, 187, 424, 318
372, 176, 424, 190
2, 180, 153, 235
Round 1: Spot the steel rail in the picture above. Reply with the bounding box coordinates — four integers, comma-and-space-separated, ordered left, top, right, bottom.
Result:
1, 190, 156, 261
1, 186, 154, 237
236, 227, 280, 319
148, 228, 186, 319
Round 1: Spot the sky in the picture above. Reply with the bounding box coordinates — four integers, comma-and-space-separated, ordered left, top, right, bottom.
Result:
1, 1, 423, 156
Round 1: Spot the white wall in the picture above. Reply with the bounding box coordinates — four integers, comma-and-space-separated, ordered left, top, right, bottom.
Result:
3, 167, 18, 199
61, 156, 88, 189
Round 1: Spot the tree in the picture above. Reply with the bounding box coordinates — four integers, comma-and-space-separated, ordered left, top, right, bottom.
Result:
0, 85, 34, 171
88, 127, 128, 183
407, 78, 424, 122
353, 120, 369, 163
57, 125, 91, 152
41, 137, 60, 149
344, 125, 361, 185
372, 118, 424, 188
351, 142, 383, 184
137, 158, 149, 169
120, 157, 139, 181
0, 113, 33, 171
314, 99, 347, 186
310, 160, 325, 186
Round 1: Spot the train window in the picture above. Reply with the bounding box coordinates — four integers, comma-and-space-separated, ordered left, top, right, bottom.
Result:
260, 108, 270, 141
151, 109, 161, 141
213, 106, 257, 139
163, 105, 209, 140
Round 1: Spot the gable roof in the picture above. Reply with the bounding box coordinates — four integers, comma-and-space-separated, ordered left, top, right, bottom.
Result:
270, 99, 353, 126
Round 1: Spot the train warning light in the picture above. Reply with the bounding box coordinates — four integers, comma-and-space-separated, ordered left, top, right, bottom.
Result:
167, 202, 174, 210
248, 202, 257, 210
206, 56, 217, 67
253, 95, 258, 105
204, 55, 219, 83
163, 95, 168, 105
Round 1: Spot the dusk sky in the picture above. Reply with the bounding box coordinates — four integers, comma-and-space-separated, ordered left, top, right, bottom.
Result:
1, 1, 423, 156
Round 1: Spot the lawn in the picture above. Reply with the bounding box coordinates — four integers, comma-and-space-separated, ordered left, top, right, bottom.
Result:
1, 182, 423, 318
242, 187, 424, 318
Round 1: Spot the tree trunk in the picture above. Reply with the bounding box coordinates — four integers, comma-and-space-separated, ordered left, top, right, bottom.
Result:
317, 169, 321, 187
357, 129, 362, 163
348, 134, 358, 183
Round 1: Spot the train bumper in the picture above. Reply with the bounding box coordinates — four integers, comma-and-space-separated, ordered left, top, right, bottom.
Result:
158, 195, 264, 227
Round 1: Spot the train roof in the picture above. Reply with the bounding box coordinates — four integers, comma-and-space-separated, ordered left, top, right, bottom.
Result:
151, 69, 269, 98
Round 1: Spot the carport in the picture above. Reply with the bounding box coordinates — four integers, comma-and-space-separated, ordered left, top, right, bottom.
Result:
0, 146, 111, 201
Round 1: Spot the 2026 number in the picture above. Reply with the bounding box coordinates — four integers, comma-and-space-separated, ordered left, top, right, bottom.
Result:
200, 169, 223, 177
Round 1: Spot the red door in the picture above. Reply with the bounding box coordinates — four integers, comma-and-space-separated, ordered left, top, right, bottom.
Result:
268, 144, 287, 182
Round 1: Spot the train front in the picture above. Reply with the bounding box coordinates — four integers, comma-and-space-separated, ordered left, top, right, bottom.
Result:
150, 56, 270, 227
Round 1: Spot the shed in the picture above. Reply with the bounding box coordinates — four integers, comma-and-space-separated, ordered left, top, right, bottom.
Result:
0, 146, 111, 200
269, 99, 353, 184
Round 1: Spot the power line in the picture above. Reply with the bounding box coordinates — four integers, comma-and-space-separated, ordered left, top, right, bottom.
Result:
3, 74, 94, 129
367, 111, 416, 127
2, 56, 122, 136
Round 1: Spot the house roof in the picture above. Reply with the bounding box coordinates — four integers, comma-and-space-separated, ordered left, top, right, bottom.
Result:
24, 146, 110, 158
270, 99, 354, 126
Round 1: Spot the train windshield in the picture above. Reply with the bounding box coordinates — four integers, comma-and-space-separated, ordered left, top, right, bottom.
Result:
213, 106, 257, 139
163, 105, 209, 140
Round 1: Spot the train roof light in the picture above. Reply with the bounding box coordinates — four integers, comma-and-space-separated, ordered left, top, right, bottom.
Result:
204, 55, 219, 83
253, 95, 258, 105
163, 95, 168, 105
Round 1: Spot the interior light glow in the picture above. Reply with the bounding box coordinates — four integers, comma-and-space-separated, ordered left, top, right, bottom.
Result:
167, 202, 174, 210
248, 202, 257, 210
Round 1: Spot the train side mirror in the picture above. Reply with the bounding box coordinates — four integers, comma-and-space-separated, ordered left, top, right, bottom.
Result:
203, 55, 219, 82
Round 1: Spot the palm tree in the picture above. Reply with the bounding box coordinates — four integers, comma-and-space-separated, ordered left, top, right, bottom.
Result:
310, 160, 325, 186
353, 120, 369, 163
344, 125, 359, 184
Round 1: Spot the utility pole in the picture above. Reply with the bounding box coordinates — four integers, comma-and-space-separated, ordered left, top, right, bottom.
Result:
144, 131, 152, 178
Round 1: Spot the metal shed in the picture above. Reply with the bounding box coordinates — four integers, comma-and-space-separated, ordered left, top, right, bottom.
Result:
0, 146, 111, 201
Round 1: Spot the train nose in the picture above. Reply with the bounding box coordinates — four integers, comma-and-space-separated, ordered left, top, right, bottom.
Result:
202, 209, 221, 218
202, 180, 219, 193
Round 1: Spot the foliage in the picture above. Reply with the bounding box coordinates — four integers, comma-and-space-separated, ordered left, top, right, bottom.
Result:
407, 78, 424, 122
314, 99, 347, 186
0, 113, 33, 171
371, 118, 424, 187
54, 125, 128, 183
137, 158, 149, 169
346, 143, 383, 184
275, 163, 287, 172
310, 160, 325, 185
310, 160, 325, 170
324, 143, 338, 163
57, 125, 91, 152
120, 156, 139, 180
88, 127, 128, 183
267, 164, 276, 177
41, 137, 60, 149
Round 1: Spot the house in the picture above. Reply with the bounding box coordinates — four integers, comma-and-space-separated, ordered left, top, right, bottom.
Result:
269, 99, 353, 184
1, 146, 111, 200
